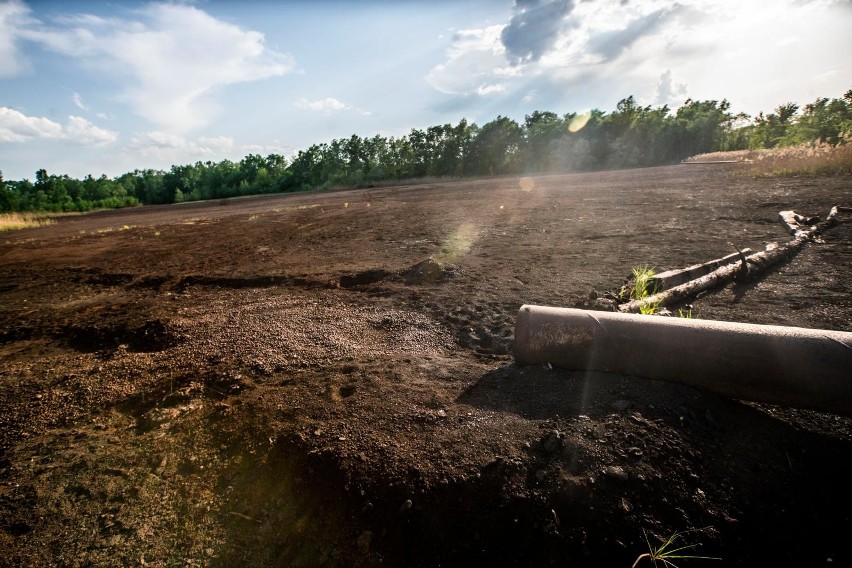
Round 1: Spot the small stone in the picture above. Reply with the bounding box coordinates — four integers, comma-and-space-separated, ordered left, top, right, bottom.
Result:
398, 499, 413, 514
605, 465, 629, 481
627, 447, 643, 458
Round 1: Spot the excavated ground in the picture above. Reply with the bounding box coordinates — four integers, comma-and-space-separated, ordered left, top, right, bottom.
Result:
1, 165, 850, 567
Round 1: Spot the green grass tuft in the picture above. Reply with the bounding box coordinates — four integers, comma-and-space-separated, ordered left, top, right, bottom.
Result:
628, 266, 660, 315
632, 528, 720, 568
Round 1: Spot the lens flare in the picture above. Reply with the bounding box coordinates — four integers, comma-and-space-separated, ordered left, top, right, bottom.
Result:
567, 111, 591, 133
436, 223, 478, 264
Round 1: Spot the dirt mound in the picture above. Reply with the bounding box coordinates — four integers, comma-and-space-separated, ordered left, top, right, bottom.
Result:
402, 257, 457, 284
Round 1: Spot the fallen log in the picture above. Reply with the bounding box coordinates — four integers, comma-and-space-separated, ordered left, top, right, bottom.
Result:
649, 249, 752, 290
619, 206, 841, 313
513, 305, 852, 416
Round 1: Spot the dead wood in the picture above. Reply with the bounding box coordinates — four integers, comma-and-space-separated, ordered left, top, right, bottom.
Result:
619, 206, 842, 313
649, 249, 752, 290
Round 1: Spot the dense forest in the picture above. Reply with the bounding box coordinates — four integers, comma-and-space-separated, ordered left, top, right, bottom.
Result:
1, 90, 850, 213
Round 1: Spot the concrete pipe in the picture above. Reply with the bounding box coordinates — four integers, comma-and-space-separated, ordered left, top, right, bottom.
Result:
513, 305, 852, 416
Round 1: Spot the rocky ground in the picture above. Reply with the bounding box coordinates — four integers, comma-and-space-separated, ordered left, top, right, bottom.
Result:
1, 165, 850, 567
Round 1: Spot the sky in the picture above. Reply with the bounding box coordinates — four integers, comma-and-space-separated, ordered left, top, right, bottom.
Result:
1, 0, 850, 181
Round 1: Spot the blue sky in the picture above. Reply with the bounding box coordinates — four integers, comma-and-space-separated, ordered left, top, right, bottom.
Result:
1, 0, 850, 181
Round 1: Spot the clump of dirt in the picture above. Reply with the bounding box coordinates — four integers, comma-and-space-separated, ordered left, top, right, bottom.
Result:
401, 257, 456, 284
1, 166, 850, 567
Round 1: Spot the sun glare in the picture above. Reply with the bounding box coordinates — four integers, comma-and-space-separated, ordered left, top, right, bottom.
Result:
567, 111, 591, 133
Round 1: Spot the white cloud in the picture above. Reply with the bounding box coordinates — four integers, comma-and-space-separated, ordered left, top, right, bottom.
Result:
654, 69, 688, 106
426, 25, 509, 95
0, 107, 63, 142
65, 115, 118, 146
15, 3, 295, 132
0, 0, 32, 77
72, 92, 88, 110
296, 97, 350, 112
129, 131, 235, 161
427, 0, 852, 116
476, 84, 506, 95
0, 107, 116, 145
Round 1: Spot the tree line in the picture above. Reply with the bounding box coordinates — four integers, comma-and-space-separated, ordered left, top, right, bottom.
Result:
1, 89, 849, 213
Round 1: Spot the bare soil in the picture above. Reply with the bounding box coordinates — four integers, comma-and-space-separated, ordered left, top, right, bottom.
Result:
1, 165, 850, 567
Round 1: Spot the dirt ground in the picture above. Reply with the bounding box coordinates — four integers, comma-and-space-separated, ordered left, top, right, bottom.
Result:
1, 164, 850, 567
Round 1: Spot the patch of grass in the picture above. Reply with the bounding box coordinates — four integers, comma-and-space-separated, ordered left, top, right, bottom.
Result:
627, 266, 659, 315
638, 304, 658, 315
733, 143, 852, 177
633, 528, 720, 568
0, 212, 55, 232
686, 143, 852, 176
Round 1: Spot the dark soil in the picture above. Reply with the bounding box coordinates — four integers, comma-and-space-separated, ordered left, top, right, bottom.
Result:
1, 165, 850, 567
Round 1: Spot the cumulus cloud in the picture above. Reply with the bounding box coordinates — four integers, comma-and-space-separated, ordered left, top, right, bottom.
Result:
0, 107, 62, 142
426, 25, 511, 96
65, 115, 118, 145
654, 69, 688, 106
427, 0, 726, 108
296, 97, 350, 112
501, 0, 576, 63
14, 3, 295, 131
0, 107, 117, 145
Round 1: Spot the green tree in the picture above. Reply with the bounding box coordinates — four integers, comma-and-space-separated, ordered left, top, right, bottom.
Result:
522, 111, 565, 173
0, 170, 13, 212
467, 116, 522, 175
674, 99, 736, 156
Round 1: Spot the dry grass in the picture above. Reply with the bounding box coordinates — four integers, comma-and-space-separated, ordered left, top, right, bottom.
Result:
742, 143, 852, 177
686, 143, 852, 176
0, 212, 56, 232
683, 150, 758, 163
